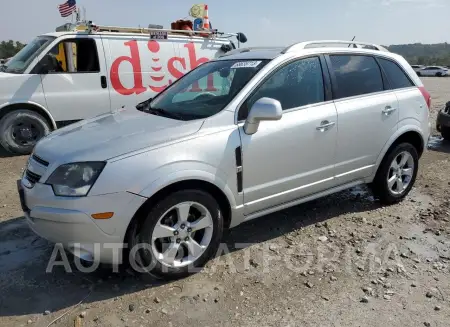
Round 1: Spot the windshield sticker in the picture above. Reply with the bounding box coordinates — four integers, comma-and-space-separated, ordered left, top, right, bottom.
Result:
231, 61, 262, 69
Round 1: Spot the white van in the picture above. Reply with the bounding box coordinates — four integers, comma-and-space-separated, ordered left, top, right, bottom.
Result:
0, 21, 246, 154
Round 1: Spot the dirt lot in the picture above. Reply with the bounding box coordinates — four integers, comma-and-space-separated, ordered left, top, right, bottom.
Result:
1, 78, 450, 327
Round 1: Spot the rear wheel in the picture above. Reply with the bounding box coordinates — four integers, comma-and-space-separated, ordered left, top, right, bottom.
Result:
0, 109, 51, 155
370, 143, 419, 205
441, 126, 450, 141
130, 189, 224, 280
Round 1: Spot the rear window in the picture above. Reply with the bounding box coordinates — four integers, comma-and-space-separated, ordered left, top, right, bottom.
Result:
329, 55, 384, 99
378, 58, 414, 89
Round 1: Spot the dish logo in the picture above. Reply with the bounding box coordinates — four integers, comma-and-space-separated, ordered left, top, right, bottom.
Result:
110, 40, 217, 96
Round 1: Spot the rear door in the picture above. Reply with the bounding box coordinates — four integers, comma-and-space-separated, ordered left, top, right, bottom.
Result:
37, 35, 111, 123
326, 54, 399, 185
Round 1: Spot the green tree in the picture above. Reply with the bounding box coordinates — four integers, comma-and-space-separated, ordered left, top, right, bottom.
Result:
0, 40, 26, 59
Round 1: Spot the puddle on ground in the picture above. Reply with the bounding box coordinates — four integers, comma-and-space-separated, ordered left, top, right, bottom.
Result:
427, 135, 447, 150
348, 185, 375, 202
0, 219, 50, 273
404, 223, 446, 261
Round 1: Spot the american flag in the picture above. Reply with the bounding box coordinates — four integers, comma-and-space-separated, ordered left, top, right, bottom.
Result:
58, 0, 77, 17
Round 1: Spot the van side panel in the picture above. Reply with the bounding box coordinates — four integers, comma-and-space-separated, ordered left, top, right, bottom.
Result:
104, 35, 230, 111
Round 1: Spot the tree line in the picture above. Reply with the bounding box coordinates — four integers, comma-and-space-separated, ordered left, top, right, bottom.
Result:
386, 43, 450, 66
0, 40, 26, 59
1, 39, 450, 66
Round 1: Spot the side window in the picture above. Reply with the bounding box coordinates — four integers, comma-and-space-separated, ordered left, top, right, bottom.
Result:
329, 55, 384, 99
239, 57, 324, 120
378, 58, 414, 89
41, 39, 100, 73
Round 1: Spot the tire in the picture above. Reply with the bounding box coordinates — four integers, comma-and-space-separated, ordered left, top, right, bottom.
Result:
130, 189, 224, 280
417, 72, 422, 77
436, 72, 442, 77
0, 109, 51, 155
370, 143, 419, 205
441, 126, 450, 141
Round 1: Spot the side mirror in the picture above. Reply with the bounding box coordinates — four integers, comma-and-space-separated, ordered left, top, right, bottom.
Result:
236, 32, 248, 44
243, 97, 282, 135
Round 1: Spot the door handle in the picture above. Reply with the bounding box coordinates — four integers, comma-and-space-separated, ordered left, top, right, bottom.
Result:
316, 120, 336, 132
382, 106, 396, 115
100, 76, 107, 89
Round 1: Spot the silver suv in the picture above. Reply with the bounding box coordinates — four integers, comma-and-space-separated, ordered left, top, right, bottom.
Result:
18, 40, 431, 279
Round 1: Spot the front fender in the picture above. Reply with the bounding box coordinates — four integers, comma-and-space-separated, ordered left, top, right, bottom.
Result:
138, 166, 239, 210
0, 100, 57, 129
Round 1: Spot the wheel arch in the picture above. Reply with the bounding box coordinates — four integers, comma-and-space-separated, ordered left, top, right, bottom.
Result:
124, 178, 234, 247
0, 101, 57, 130
371, 127, 425, 182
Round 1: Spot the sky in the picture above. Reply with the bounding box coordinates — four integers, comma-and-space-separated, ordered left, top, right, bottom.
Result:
0, 0, 449, 46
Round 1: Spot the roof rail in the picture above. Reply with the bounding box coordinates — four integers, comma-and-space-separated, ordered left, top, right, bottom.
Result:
219, 46, 284, 57
282, 40, 389, 53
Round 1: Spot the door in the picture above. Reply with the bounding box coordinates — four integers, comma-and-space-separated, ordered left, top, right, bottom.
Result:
239, 56, 338, 214
326, 54, 399, 184
36, 36, 111, 122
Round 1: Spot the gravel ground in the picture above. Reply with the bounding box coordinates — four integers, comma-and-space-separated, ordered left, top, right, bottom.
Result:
1, 78, 450, 327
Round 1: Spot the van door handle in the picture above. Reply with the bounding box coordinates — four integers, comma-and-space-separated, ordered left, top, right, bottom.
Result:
316, 120, 335, 132
382, 106, 396, 115
100, 76, 107, 89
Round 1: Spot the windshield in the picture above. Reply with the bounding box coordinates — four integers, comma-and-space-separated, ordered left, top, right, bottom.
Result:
5, 36, 55, 74
148, 59, 270, 120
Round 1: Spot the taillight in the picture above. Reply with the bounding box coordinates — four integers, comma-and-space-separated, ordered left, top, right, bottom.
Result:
418, 86, 431, 109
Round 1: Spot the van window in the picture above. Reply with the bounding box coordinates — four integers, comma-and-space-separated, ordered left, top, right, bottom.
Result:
329, 55, 384, 99
239, 57, 325, 120
149, 59, 270, 121
378, 58, 414, 89
43, 39, 99, 73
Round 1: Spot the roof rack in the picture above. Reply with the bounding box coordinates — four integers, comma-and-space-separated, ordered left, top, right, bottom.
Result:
282, 40, 389, 53
56, 21, 241, 39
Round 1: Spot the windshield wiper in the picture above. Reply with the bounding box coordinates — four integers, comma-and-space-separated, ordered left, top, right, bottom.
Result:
146, 108, 185, 121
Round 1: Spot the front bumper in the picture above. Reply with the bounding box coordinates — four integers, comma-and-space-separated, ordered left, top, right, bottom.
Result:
18, 179, 146, 264
436, 108, 450, 132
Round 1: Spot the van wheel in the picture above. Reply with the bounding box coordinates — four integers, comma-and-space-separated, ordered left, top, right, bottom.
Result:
130, 189, 224, 280
0, 109, 50, 155
441, 126, 450, 141
370, 143, 419, 205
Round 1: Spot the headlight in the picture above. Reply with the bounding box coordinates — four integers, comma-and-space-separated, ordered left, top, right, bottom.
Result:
46, 162, 105, 197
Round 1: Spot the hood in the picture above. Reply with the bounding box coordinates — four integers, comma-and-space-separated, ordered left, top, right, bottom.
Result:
34, 107, 204, 162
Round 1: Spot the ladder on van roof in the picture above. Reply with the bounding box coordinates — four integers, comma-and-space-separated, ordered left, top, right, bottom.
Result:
56, 21, 243, 40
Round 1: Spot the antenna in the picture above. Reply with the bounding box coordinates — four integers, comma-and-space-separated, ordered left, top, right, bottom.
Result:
349, 36, 356, 47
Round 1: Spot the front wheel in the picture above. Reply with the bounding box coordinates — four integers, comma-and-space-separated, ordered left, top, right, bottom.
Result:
370, 143, 419, 205
130, 189, 224, 280
0, 109, 51, 155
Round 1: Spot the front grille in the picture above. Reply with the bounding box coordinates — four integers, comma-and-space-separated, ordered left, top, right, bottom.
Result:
31, 154, 49, 167
25, 170, 41, 184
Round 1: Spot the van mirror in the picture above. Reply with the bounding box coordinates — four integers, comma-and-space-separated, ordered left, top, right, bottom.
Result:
243, 97, 282, 135
237, 32, 248, 44
219, 67, 230, 78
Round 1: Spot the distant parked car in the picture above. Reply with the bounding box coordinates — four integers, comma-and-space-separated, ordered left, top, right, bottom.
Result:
417, 66, 448, 77
411, 64, 425, 73
437, 101, 450, 140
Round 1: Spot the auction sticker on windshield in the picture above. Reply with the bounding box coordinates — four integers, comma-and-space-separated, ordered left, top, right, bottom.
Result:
231, 61, 262, 69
